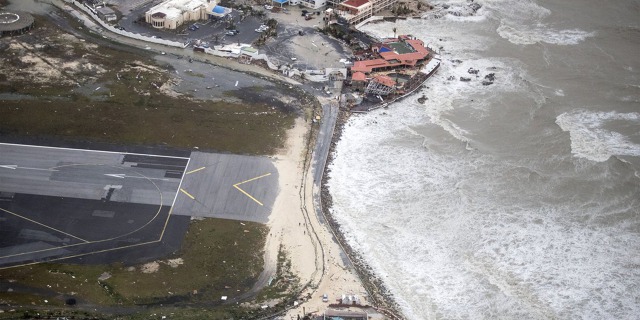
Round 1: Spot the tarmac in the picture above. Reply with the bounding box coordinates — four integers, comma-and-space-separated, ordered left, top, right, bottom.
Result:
0, 143, 278, 268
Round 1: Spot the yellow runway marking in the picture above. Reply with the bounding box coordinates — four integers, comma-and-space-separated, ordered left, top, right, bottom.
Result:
180, 188, 195, 200
185, 166, 206, 174
233, 173, 272, 206
0, 207, 88, 243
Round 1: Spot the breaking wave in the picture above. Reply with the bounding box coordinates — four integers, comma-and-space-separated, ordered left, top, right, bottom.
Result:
556, 110, 640, 162
497, 23, 596, 45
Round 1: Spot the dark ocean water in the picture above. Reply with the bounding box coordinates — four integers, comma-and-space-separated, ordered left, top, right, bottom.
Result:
328, 0, 640, 319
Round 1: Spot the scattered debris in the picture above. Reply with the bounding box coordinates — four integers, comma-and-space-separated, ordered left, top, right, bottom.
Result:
141, 261, 160, 273
98, 272, 111, 281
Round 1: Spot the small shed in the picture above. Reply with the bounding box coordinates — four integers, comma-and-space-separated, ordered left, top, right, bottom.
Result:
209, 5, 232, 18
96, 6, 117, 22
272, 0, 289, 7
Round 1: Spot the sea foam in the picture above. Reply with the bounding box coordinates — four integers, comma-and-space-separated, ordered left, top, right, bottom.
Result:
556, 110, 640, 162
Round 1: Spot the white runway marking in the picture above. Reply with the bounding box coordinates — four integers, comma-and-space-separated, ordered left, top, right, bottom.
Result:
104, 173, 173, 181
0, 142, 189, 159
0, 164, 59, 172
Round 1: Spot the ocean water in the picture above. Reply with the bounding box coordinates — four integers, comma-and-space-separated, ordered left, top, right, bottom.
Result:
327, 0, 640, 319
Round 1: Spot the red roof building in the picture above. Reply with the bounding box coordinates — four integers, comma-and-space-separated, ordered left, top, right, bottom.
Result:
351, 36, 431, 74
351, 71, 367, 81
337, 0, 373, 24
372, 75, 396, 88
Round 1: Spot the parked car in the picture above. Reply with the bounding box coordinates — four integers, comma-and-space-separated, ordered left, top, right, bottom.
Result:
322, 294, 328, 302
264, 5, 273, 10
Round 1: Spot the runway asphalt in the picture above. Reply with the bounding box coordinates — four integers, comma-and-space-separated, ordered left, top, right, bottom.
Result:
172, 151, 278, 223
0, 143, 278, 268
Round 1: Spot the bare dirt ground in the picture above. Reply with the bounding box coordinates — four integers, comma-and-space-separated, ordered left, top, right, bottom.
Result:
261, 7, 352, 70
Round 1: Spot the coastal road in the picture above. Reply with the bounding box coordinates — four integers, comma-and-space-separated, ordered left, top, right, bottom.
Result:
313, 101, 339, 186
312, 101, 339, 226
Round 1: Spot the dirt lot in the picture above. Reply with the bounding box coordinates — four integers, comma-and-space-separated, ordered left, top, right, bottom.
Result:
0, 14, 310, 155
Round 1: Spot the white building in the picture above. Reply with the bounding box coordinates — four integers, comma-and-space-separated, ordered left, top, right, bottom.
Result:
336, 0, 372, 24
299, 0, 327, 9
145, 0, 227, 29
336, 0, 397, 24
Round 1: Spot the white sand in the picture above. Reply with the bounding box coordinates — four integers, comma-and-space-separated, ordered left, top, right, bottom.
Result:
267, 116, 368, 318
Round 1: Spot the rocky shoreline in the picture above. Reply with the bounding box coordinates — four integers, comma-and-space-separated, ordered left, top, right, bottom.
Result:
320, 107, 406, 320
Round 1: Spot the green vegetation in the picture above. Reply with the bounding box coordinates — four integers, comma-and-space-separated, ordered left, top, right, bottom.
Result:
0, 219, 268, 314
256, 245, 300, 302
0, 18, 298, 155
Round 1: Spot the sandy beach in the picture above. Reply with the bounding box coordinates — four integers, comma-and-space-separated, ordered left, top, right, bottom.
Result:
264, 115, 371, 318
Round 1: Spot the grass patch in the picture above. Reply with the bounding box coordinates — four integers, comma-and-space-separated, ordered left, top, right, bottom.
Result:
256, 245, 300, 302
0, 219, 268, 309
0, 17, 299, 155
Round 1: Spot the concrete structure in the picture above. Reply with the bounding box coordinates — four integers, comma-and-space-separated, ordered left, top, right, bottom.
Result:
96, 6, 117, 22
337, 0, 372, 24
145, 0, 227, 29
370, 0, 396, 13
299, 0, 327, 9
323, 309, 367, 319
335, 0, 397, 24
0, 10, 35, 36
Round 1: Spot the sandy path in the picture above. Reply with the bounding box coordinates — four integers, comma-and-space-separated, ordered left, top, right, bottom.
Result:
267, 116, 368, 319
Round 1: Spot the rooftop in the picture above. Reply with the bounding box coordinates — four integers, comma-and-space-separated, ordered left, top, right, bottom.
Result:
148, 0, 208, 19
373, 75, 396, 87
341, 0, 371, 8
351, 72, 366, 81
350, 36, 431, 73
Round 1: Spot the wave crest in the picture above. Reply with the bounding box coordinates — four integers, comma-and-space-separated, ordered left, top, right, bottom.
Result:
556, 110, 640, 162
497, 23, 595, 45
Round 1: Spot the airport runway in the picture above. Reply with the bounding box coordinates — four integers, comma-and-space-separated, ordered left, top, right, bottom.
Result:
172, 151, 278, 223
0, 143, 278, 268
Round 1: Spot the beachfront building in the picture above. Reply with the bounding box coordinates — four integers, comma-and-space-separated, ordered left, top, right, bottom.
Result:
336, 0, 372, 24
370, 0, 396, 13
348, 35, 433, 97
145, 0, 230, 30
351, 35, 430, 74
335, 0, 397, 24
